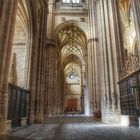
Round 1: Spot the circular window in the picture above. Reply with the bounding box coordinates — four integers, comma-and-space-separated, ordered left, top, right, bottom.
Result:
69, 73, 76, 80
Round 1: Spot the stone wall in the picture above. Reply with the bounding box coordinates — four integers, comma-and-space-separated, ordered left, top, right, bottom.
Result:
10, 44, 27, 87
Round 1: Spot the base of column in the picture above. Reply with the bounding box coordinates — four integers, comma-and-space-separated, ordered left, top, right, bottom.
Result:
121, 115, 129, 126
102, 109, 121, 124
6, 120, 12, 131
34, 112, 44, 123
29, 113, 35, 125
139, 117, 140, 129
21, 118, 27, 127
84, 91, 90, 116
0, 120, 7, 134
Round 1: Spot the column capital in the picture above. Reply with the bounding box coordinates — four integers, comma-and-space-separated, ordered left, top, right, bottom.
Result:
46, 38, 57, 47
87, 38, 98, 44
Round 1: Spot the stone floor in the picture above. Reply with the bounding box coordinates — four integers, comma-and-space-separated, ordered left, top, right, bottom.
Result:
0, 116, 140, 140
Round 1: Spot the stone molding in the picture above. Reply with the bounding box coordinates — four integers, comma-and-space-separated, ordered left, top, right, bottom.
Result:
46, 38, 57, 47
88, 0, 100, 5
87, 38, 98, 44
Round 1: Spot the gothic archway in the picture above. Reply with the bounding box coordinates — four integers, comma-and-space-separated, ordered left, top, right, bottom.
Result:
56, 22, 88, 114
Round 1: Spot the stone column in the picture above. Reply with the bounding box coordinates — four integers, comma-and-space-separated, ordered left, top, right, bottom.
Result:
44, 38, 64, 117
98, 0, 110, 112
46, 1, 55, 115
29, 35, 39, 124
98, 0, 121, 123
44, 0, 63, 116
45, 39, 57, 116
55, 57, 62, 115
132, 0, 140, 55
33, 7, 48, 123
0, 0, 18, 133
59, 68, 64, 114
43, 45, 50, 116
88, 0, 122, 123
87, 0, 99, 115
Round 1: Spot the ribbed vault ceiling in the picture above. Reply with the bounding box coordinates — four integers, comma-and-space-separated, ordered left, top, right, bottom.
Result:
57, 25, 86, 50
65, 62, 81, 79
57, 24, 87, 81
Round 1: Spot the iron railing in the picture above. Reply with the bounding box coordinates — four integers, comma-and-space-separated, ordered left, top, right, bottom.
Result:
7, 83, 31, 127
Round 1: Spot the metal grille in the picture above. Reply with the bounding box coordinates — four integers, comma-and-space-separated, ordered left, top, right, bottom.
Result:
119, 70, 140, 127
7, 83, 31, 127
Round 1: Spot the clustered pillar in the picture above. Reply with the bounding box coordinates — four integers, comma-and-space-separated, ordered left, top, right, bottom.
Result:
43, 40, 64, 117
43, 0, 64, 117
0, 0, 18, 133
30, 7, 50, 123
88, 0, 122, 123
87, 0, 99, 115
29, 0, 64, 123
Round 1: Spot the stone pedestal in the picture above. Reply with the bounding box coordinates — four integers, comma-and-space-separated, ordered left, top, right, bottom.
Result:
0, 120, 7, 134
84, 90, 90, 116
34, 112, 44, 124
21, 118, 27, 127
102, 110, 121, 124
6, 120, 12, 131
121, 115, 129, 126
139, 117, 140, 129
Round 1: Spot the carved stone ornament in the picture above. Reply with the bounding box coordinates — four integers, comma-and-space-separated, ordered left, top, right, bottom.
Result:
121, 53, 140, 79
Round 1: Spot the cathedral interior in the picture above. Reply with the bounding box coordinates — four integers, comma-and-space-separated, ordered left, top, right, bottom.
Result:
0, 0, 140, 139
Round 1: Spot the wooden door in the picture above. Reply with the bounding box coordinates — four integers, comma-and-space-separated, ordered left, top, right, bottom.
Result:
67, 99, 77, 111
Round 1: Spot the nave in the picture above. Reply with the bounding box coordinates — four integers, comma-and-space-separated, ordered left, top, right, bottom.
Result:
0, 116, 140, 140
0, 0, 140, 138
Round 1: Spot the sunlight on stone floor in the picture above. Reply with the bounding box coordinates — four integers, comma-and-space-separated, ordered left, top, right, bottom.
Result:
0, 116, 140, 140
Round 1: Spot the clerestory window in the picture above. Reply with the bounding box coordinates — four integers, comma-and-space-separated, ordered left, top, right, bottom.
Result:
72, 0, 80, 3
62, 0, 70, 3
62, 0, 80, 3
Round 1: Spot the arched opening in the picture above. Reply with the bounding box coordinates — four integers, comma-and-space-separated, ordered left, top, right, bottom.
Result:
56, 22, 88, 114
7, 0, 32, 127
9, 1, 30, 88
64, 62, 82, 113
119, 0, 137, 57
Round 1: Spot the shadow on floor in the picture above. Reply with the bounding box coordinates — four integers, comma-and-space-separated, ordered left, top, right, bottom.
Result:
44, 116, 98, 124
0, 135, 32, 140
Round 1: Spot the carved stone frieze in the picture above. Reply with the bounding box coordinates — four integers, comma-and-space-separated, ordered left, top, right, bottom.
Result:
121, 54, 140, 79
